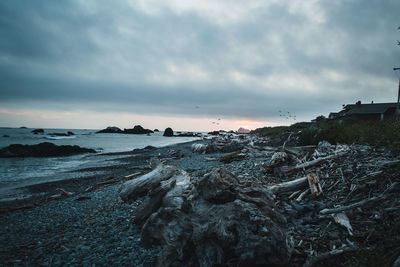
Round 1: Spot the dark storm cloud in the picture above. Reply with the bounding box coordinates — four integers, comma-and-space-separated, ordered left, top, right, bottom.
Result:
0, 0, 399, 122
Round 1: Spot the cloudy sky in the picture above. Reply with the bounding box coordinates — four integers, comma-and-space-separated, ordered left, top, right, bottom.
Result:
0, 0, 399, 131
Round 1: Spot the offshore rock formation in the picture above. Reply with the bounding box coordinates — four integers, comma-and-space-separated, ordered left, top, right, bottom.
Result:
163, 127, 173, 137
0, 142, 96, 157
97, 125, 153, 134
96, 126, 123, 133
31, 129, 44, 134
124, 125, 153, 135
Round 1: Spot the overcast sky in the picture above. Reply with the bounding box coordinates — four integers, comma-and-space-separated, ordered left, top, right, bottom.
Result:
0, 0, 399, 131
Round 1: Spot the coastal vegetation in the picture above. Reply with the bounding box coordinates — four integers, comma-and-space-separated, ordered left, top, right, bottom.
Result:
254, 117, 400, 147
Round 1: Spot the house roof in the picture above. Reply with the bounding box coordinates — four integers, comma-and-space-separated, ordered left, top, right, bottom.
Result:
344, 102, 400, 115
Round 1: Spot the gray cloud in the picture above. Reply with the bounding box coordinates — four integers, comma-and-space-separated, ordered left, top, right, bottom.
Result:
1, 0, 399, 124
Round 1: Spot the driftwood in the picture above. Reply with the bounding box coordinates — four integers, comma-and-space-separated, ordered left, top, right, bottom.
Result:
333, 212, 353, 236
123, 172, 144, 180
270, 151, 289, 166
219, 151, 245, 163
127, 165, 151, 171
307, 173, 323, 196
282, 153, 343, 175
119, 165, 180, 201
303, 247, 358, 267
269, 176, 308, 195
191, 143, 207, 153
56, 188, 74, 197
120, 164, 293, 266
320, 182, 399, 215
296, 189, 310, 202
85, 172, 144, 193
320, 195, 387, 215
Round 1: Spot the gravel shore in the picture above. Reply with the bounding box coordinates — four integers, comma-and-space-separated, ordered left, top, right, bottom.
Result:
0, 140, 207, 266
1, 136, 400, 266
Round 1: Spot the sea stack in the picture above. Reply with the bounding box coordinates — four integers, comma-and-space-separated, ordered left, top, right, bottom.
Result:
163, 127, 173, 137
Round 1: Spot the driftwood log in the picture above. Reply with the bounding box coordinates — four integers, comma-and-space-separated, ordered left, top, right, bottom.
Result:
119, 162, 293, 266
269, 176, 308, 195
282, 153, 344, 175
320, 182, 400, 215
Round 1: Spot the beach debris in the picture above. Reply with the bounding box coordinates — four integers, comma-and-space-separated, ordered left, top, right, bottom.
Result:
303, 247, 361, 267
119, 163, 181, 202
281, 153, 343, 175
269, 176, 308, 195
219, 151, 245, 163
295, 189, 310, 203
191, 143, 207, 153
333, 212, 353, 236
270, 151, 289, 166
56, 188, 74, 197
203, 156, 218, 161
120, 164, 293, 266
307, 173, 323, 196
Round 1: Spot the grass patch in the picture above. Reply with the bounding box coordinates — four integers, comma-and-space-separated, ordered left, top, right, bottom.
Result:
254, 118, 400, 146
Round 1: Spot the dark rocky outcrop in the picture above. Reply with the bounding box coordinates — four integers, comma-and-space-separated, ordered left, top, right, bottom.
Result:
96, 126, 123, 134
0, 142, 96, 158
154, 129, 160, 132
174, 132, 201, 137
163, 127, 173, 137
48, 131, 75, 136
119, 163, 292, 266
208, 131, 220, 135
97, 125, 153, 134
31, 129, 44, 134
124, 125, 153, 135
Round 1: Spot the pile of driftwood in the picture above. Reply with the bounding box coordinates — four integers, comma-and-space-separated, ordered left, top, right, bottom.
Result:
121, 139, 400, 266
256, 141, 400, 266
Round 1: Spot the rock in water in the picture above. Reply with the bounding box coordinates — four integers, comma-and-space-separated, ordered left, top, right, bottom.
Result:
96, 126, 123, 133
124, 125, 154, 134
120, 164, 292, 266
31, 129, 44, 134
47, 132, 75, 136
0, 142, 96, 157
163, 127, 173, 137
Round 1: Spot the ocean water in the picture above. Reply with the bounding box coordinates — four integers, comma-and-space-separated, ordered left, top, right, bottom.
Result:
0, 127, 200, 197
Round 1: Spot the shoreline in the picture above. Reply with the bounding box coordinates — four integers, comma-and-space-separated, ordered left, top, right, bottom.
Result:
0, 139, 203, 214
1, 134, 400, 266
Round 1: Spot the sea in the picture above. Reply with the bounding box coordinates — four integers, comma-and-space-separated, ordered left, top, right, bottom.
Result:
0, 127, 200, 200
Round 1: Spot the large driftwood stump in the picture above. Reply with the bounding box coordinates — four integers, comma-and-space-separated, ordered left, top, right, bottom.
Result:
119, 163, 293, 266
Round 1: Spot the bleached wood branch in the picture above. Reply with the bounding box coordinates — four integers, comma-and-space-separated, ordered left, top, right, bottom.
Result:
283, 153, 344, 174
269, 177, 308, 194
320, 195, 386, 215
